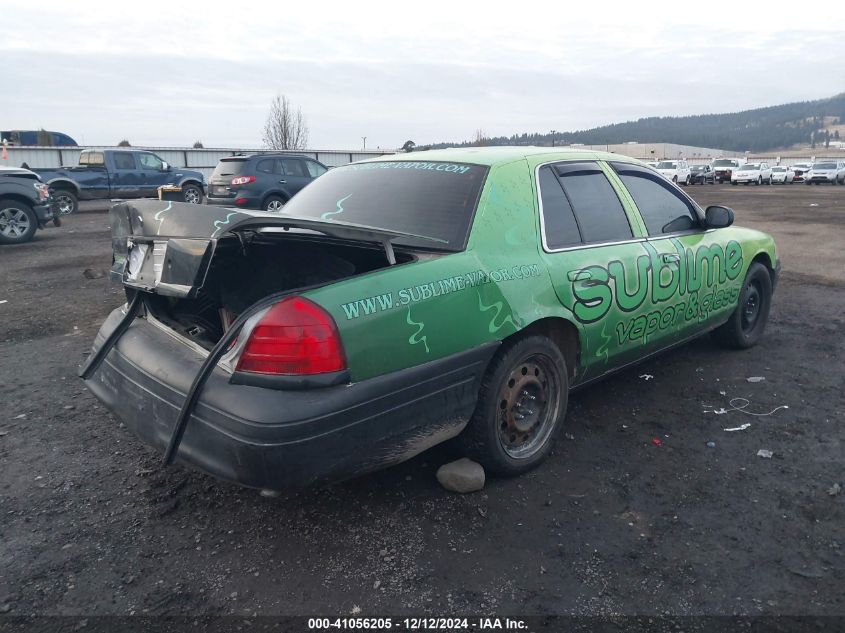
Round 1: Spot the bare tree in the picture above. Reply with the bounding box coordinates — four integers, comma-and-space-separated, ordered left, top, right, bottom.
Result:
473, 129, 487, 147
192, 140, 204, 149
262, 94, 309, 150
117, 139, 131, 147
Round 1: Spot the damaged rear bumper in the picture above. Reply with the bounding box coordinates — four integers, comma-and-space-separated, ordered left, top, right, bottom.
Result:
83, 307, 497, 490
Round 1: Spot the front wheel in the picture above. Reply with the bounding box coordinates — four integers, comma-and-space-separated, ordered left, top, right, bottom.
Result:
461, 335, 568, 476
53, 190, 78, 215
757, 176, 762, 185
713, 262, 773, 349
182, 184, 203, 204
0, 200, 38, 244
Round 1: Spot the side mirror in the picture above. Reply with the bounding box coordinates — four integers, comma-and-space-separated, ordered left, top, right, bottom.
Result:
161, 161, 169, 172
705, 205, 734, 229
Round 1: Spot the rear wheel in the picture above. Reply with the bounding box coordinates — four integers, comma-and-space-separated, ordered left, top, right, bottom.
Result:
713, 262, 772, 349
53, 190, 78, 215
461, 335, 568, 476
757, 176, 762, 185
0, 200, 38, 244
263, 195, 286, 212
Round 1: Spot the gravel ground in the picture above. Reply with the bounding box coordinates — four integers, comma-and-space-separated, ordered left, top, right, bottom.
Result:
0, 185, 843, 617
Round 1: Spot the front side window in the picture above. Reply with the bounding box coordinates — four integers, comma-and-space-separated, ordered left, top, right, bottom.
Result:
305, 161, 327, 178
612, 162, 699, 236
281, 160, 488, 250
139, 153, 163, 171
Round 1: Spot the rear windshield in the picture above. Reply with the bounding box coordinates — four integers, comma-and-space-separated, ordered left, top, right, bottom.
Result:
212, 158, 249, 178
656, 162, 677, 169
772, 167, 786, 172
712, 160, 738, 167
280, 160, 488, 251
743, 164, 760, 170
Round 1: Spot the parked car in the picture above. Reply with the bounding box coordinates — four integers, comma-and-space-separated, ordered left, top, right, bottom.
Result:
655, 160, 692, 185
1, 130, 78, 146
207, 153, 328, 211
645, 161, 659, 168
770, 166, 795, 184
791, 162, 813, 183
0, 167, 59, 244
689, 164, 715, 185
731, 162, 772, 185
33, 149, 206, 214
81, 148, 779, 492
712, 158, 745, 183
804, 160, 845, 185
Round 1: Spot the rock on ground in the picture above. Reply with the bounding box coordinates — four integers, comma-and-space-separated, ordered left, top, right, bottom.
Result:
436, 458, 485, 493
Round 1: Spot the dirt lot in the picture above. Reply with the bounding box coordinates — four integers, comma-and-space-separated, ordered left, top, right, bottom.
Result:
1, 185, 843, 617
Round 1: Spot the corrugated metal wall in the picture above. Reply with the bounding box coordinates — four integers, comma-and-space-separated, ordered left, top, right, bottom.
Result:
2, 146, 395, 176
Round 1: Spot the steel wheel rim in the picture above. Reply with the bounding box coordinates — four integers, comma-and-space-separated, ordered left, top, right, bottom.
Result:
0, 207, 30, 238
56, 194, 74, 214
267, 200, 284, 212
497, 353, 560, 459
184, 188, 200, 204
741, 281, 762, 332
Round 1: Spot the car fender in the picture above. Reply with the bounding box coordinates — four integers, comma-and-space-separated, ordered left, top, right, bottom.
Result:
259, 188, 292, 206
46, 178, 80, 194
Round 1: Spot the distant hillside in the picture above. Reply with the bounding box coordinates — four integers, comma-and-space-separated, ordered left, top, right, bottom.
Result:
428, 93, 845, 153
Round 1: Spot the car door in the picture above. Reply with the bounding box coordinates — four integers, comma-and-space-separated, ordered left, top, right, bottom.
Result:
278, 158, 311, 195
537, 161, 670, 382
253, 157, 279, 199
110, 152, 142, 198
137, 152, 168, 197
610, 161, 744, 343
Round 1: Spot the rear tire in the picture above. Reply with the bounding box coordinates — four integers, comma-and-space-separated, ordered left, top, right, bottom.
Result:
263, 195, 286, 212
53, 189, 78, 215
0, 200, 38, 244
713, 262, 772, 349
461, 335, 568, 476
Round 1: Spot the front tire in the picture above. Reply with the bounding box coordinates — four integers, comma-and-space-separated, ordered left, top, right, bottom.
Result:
713, 262, 773, 349
462, 335, 568, 476
182, 183, 203, 204
0, 200, 38, 244
53, 190, 78, 215
757, 176, 762, 185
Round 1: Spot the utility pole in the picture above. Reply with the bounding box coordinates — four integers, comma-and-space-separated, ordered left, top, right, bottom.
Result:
362, 136, 367, 150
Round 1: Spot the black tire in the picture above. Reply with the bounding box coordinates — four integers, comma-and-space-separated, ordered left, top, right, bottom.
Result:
713, 262, 773, 349
53, 189, 78, 215
461, 335, 568, 476
731, 181, 737, 185
672, 176, 678, 184
756, 176, 762, 185
182, 183, 203, 204
0, 199, 38, 244
263, 195, 286, 212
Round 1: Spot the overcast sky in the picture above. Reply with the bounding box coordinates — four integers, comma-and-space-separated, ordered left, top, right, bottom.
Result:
2, 0, 843, 150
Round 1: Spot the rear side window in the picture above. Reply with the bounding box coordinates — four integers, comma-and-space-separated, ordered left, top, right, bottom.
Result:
113, 153, 135, 170
538, 166, 581, 249
79, 151, 105, 166
611, 162, 699, 235
280, 159, 307, 177
256, 158, 276, 174
552, 162, 632, 244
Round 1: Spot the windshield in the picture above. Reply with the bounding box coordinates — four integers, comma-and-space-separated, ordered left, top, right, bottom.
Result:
712, 160, 738, 167
656, 161, 676, 169
814, 163, 836, 170
280, 160, 488, 251
691, 166, 705, 172
771, 167, 786, 172
212, 158, 249, 179
742, 164, 760, 170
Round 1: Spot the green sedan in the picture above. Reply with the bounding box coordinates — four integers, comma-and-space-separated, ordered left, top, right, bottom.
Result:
81, 147, 779, 491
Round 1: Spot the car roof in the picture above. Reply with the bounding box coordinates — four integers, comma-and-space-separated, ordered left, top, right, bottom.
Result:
222, 153, 312, 160
359, 146, 644, 168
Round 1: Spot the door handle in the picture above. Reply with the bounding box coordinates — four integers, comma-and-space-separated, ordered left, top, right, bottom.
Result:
567, 269, 592, 282
661, 253, 680, 263
279, 180, 287, 184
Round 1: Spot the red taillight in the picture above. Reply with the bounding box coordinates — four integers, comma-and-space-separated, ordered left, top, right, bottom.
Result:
235, 297, 346, 376
234, 197, 248, 205
231, 175, 255, 186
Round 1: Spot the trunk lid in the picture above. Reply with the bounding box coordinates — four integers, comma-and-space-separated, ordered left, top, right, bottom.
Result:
109, 199, 440, 298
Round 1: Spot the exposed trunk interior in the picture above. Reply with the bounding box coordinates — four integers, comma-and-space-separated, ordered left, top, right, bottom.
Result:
143, 232, 415, 350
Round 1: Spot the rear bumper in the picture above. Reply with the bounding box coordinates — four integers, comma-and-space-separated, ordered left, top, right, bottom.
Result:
83, 307, 497, 490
